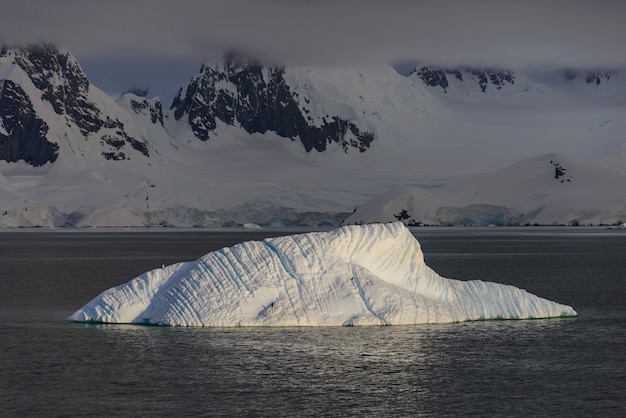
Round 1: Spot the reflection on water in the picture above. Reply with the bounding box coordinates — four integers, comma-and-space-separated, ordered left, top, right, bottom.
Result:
5, 316, 618, 417
1, 228, 625, 416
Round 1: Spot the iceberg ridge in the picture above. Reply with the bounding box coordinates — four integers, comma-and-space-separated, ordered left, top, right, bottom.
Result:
68, 223, 576, 326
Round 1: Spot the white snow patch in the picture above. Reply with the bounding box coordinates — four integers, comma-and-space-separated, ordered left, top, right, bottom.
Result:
346, 153, 626, 226
3, 55, 626, 228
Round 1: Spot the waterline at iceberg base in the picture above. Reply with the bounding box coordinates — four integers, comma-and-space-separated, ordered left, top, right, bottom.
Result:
68, 223, 576, 326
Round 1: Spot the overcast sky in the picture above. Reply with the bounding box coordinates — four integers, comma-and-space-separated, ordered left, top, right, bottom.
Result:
2, 0, 626, 105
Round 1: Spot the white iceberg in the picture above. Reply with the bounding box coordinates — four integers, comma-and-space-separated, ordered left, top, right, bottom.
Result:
68, 223, 576, 326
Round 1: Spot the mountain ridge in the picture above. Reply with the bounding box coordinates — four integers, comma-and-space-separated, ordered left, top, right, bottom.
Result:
169, 52, 375, 153
1, 44, 625, 227
345, 153, 626, 226
0, 44, 151, 165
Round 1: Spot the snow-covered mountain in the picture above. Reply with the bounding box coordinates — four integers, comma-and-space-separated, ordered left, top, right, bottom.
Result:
411, 66, 516, 94
0, 44, 167, 227
0, 44, 151, 164
1, 44, 625, 227
345, 153, 626, 226
168, 52, 374, 153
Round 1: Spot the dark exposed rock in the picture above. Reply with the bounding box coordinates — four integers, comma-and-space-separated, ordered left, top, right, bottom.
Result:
102, 135, 126, 149
412, 66, 514, 92
487, 70, 513, 89
102, 151, 126, 161
392, 209, 423, 226
129, 97, 164, 126
1, 44, 149, 164
585, 72, 614, 85
394, 209, 410, 221
99, 117, 149, 158
550, 159, 572, 183
563, 70, 616, 85
554, 164, 566, 179
171, 52, 375, 152
467, 69, 515, 92
3, 43, 103, 136
414, 67, 450, 90
0, 80, 58, 166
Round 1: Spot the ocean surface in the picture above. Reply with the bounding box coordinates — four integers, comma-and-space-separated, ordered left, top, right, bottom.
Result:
1, 227, 624, 417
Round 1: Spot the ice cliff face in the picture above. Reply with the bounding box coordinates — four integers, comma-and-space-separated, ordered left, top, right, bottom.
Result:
170, 52, 375, 153
69, 223, 576, 327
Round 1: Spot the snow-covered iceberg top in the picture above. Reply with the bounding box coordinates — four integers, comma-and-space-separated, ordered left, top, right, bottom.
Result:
69, 223, 576, 326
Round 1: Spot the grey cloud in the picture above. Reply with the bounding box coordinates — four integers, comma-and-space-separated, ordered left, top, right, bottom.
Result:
2, 0, 626, 69
3, 0, 626, 103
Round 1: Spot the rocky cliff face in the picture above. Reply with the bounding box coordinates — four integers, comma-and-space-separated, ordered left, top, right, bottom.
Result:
5, 44, 103, 136
564, 70, 616, 85
0, 79, 58, 166
128, 96, 164, 126
170, 53, 374, 153
1, 44, 625, 228
414, 65, 619, 93
0, 44, 149, 164
411, 66, 515, 93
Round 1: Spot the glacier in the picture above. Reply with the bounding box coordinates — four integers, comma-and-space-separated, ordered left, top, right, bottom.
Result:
68, 223, 576, 327
3, 45, 626, 228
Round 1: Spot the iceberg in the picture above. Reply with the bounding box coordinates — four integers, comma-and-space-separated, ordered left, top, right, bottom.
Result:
68, 223, 576, 326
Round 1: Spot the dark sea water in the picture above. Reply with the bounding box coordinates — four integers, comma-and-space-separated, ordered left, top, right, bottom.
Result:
1, 227, 624, 417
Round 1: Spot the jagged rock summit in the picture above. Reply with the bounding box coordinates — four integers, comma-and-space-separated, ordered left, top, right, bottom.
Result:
411, 66, 515, 93
410, 64, 620, 95
170, 51, 375, 153
1, 43, 625, 228
0, 44, 150, 164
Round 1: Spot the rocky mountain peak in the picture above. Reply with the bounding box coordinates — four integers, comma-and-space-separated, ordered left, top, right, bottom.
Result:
411, 66, 515, 93
170, 52, 374, 153
121, 94, 164, 127
563, 70, 616, 85
0, 44, 149, 164
1, 43, 102, 136
0, 78, 58, 166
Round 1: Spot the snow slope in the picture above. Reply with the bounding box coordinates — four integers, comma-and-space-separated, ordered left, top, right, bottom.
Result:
99, 67, 626, 226
2, 46, 626, 227
345, 153, 626, 226
68, 223, 576, 326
